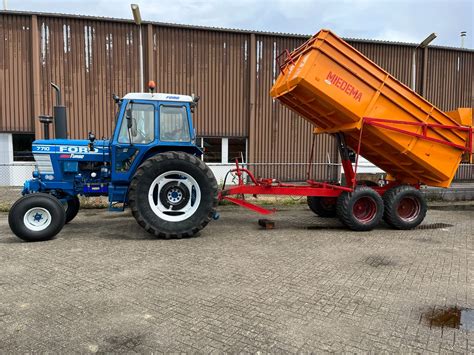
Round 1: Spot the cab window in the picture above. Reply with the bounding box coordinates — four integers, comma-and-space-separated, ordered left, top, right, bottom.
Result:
118, 103, 155, 144
159, 105, 190, 142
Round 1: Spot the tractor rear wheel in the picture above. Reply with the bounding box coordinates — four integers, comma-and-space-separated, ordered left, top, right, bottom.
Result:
336, 186, 384, 231
383, 185, 427, 229
64, 196, 80, 223
8, 193, 66, 242
129, 152, 218, 239
307, 196, 337, 217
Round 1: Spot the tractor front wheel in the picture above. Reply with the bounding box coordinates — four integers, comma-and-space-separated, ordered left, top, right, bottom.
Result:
129, 152, 218, 239
336, 186, 384, 231
8, 193, 66, 242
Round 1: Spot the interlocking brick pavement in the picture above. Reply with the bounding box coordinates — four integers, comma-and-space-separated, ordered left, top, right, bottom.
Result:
0, 205, 472, 352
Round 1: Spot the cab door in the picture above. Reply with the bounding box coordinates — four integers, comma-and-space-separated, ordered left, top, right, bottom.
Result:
111, 100, 158, 183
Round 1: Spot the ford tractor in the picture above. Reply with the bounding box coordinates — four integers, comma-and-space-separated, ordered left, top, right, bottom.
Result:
9, 82, 218, 242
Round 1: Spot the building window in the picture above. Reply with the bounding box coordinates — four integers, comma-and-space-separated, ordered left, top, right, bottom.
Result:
228, 138, 246, 163
13, 134, 35, 161
201, 137, 222, 163
198, 137, 247, 163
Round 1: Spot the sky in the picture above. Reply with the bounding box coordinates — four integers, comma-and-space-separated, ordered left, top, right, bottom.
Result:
3, 0, 473, 48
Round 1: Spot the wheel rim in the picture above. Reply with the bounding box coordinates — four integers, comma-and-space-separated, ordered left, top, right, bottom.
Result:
352, 196, 377, 223
397, 196, 421, 222
23, 207, 52, 232
148, 170, 201, 222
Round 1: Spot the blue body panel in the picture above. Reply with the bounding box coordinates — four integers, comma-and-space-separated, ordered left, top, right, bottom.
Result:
24, 98, 203, 209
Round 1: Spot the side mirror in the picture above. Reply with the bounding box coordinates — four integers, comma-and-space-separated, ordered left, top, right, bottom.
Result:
112, 93, 121, 104
126, 108, 132, 129
190, 93, 200, 113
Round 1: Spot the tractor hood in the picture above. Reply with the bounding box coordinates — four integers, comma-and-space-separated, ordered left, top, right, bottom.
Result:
32, 139, 111, 175
33, 139, 110, 158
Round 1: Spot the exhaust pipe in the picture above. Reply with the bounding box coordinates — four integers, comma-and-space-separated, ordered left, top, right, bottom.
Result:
51, 82, 68, 139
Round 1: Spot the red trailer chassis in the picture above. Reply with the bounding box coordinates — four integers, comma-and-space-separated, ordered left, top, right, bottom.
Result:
218, 118, 472, 222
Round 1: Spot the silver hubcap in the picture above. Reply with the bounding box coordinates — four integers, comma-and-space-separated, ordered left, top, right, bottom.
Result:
23, 207, 52, 232
148, 170, 201, 222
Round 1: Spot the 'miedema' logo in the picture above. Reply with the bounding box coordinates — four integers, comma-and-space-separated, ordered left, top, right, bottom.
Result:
325, 71, 363, 102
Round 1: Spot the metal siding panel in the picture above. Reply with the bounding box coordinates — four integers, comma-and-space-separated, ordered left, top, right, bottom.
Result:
0, 14, 33, 132
35, 16, 141, 139
153, 26, 248, 137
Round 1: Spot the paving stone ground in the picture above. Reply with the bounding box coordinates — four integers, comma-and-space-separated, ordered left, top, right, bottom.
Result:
0, 205, 473, 353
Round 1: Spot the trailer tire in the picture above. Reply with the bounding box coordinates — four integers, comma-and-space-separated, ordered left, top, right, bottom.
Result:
8, 193, 66, 242
64, 196, 80, 223
307, 196, 337, 217
383, 185, 427, 229
336, 186, 384, 231
129, 152, 218, 239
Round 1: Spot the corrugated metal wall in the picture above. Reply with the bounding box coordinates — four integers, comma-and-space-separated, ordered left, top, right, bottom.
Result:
424, 48, 473, 110
1, 12, 473, 181
0, 14, 32, 132
37, 15, 141, 139
152, 26, 249, 137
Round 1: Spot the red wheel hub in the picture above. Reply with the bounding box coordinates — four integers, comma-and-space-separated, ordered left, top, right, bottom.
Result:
352, 197, 377, 223
397, 197, 420, 222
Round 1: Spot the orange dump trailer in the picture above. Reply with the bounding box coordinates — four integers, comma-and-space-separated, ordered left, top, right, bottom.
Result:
270, 29, 472, 188
220, 29, 472, 232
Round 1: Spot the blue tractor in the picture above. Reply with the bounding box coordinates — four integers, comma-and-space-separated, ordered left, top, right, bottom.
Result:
8, 83, 218, 242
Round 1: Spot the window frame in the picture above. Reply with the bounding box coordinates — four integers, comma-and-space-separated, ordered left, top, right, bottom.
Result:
158, 104, 191, 143
197, 137, 248, 164
117, 101, 156, 145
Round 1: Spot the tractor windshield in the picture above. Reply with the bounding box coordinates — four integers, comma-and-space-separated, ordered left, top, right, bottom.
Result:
159, 105, 191, 142
118, 102, 155, 144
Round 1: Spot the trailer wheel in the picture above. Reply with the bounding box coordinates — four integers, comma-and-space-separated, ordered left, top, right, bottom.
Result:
336, 186, 383, 231
64, 196, 80, 223
129, 151, 218, 239
383, 185, 427, 229
307, 196, 337, 217
8, 193, 66, 242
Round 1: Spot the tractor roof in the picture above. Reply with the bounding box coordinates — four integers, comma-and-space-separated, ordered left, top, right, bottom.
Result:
123, 93, 193, 102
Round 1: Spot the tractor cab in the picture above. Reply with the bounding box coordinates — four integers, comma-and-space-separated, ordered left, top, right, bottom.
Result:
110, 91, 202, 183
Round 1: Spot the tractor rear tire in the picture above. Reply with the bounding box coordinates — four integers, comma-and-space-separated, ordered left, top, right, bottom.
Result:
336, 186, 384, 231
65, 196, 80, 223
307, 196, 337, 218
383, 185, 427, 230
129, 152, 218, 239
8, 193, 66, 242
